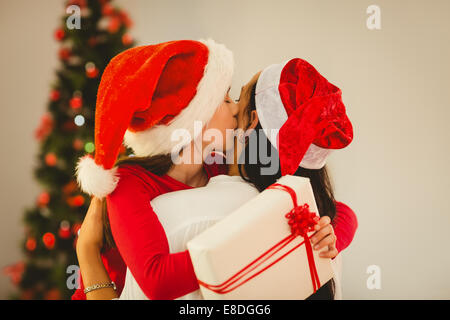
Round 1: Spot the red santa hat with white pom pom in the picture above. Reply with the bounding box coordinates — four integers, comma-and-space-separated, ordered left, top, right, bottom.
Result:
255, 58, 353, 175
76, 39, 234, 198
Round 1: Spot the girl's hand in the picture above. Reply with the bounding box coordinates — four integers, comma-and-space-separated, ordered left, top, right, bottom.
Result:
76, 197, 118, 300
76, 197, 104, 253
310, 216, 338, 259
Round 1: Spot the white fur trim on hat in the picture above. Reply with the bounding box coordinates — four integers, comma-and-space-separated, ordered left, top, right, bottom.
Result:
123, 38, 234, 157
255, 61, 288, 149
76, 156, 119, 199
300, 143, 333, 169
255, 60, 331, 170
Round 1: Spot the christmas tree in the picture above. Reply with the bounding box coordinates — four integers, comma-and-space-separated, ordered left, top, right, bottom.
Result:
3, 0, 134, 300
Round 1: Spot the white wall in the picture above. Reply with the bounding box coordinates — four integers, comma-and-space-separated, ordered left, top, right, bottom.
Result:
0, 0, 61, 298
1, 0, 449, 299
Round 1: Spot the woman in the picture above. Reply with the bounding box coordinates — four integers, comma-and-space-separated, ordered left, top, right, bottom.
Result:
75, 38, 239, 299
75, 55, 357, 299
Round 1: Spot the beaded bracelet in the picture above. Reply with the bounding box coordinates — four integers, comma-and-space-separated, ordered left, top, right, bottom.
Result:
84, 281, 116, 294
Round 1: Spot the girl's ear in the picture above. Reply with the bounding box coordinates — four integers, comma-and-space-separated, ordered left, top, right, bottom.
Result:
248, 110, 259, 131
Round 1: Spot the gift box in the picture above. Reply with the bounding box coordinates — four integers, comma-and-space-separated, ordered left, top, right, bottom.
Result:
186, 175, 334, 300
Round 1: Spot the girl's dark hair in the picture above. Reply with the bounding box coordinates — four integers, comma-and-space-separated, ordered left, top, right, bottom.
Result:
238, 81, 336, 300
101, 154, 173, 249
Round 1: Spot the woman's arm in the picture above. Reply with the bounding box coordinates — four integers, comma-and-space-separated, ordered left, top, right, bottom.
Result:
333, 201, 358, 252
76, 197, 118, 300
106, 168, 199, 300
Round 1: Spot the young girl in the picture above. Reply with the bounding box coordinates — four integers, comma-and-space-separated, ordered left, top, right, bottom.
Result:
75, 55, 357, 299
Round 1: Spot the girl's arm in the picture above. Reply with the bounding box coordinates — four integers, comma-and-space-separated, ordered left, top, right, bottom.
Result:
333, 201, 358, 252
76, 197, 118, 300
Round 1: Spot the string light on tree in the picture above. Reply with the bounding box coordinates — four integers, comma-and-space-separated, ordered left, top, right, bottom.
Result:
85, 62, 99, 78
58, 221, 71, 239
70, 92, 83, 109
39, 207, 51, 218
84, 142, 95, 153
74, 115, 85, 127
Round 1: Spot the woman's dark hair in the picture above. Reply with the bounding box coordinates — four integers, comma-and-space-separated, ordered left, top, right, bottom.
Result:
101, 154, 173, 249
238, 81, 336, 300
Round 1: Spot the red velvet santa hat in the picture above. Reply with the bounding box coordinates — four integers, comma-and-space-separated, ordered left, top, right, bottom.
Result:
76, 39, 234, 198
255, 58, 353, 175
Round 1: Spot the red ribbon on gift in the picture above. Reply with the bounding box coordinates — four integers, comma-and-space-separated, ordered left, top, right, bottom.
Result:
197, 183, 321, 295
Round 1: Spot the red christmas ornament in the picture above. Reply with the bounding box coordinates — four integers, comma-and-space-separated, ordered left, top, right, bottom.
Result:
102, 3, 114, 16
42, 232, 56, 249
63, 120, 77, 131
54, 28, 65, 41
108, 16, 121, 33
2, 261, 25, 285
49, 90, 60, 101
34, 113, 54, 141
67, 0, 87, 9
70, 96, 82, 109
72, 222, 82, 236
58, 47, 71, 61
58, 228, 71, 239
45, 153, 57, 167
63, 180, 78, 195
25, 238, 37, 251
118, 10, 133, 28
73, 138, 84, 151
88, 36, 98, 47
44, 288, 61, 300
21, 289, 34, 300
122, 33, 133, 46
37, 192, 50, 207
67, 195, 85, 207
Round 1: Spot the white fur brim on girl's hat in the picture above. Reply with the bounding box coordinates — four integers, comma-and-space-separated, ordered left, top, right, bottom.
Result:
76, 39, 234, 198
255, 58, 353, 175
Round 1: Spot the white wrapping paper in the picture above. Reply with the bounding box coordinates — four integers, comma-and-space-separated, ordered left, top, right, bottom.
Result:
187, 175, 334, 300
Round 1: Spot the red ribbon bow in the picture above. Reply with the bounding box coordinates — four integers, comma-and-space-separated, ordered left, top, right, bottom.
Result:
197, 182, 322, 296
286, 203, 319, 237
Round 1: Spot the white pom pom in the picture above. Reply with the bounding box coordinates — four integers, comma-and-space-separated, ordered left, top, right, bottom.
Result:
75, 156, 119, 199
